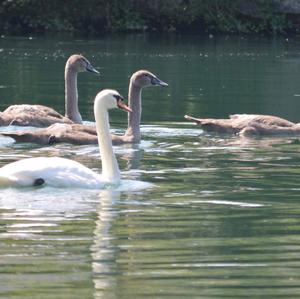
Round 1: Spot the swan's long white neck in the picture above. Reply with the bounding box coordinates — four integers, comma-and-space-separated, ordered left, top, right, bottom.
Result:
95, 100, 120, 184
65, 65, 82, 124
125, 82, 141, 142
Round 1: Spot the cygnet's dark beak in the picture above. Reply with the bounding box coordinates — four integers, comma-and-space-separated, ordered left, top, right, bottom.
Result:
86, 63, 100, 75
117, 99, 132, 113
151, 76, 168, 87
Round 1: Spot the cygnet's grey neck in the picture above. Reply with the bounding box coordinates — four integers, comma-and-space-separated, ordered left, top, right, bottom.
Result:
125, 82, 142, 142
65, 66, 82, 124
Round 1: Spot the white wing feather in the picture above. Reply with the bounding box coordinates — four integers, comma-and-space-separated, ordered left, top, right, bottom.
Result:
0, 157, 104, 188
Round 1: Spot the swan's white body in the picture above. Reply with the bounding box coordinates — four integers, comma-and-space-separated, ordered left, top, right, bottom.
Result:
0, 157, 103, 188
0, 89, 129, 189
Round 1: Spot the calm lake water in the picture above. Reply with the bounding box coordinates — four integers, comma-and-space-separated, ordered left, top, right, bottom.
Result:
1, 34, 300, 298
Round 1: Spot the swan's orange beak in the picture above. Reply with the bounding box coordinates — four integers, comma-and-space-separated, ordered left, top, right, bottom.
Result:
117, 99, 132, 113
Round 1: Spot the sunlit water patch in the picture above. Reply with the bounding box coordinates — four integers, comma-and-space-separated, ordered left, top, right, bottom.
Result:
141, 123, 203, 138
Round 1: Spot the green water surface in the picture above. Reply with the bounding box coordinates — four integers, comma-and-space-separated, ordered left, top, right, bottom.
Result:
0, 34, 300, 298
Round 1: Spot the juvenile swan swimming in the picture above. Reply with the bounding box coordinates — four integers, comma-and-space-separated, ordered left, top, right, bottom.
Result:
0, 54, 99, 127
0, 89, 131, 188
2, 70, 168, 145
184, 113, 298, 136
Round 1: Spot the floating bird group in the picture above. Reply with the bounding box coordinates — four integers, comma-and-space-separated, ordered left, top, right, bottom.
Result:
0, 54, 168, 188
3, 69, 168, 145
0, 53, 298, 189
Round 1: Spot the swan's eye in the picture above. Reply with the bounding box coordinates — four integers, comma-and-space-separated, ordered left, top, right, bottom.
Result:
113, 94, 124, 102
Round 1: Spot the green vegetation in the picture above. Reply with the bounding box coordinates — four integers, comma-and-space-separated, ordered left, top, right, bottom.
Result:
0, 0, 299, 35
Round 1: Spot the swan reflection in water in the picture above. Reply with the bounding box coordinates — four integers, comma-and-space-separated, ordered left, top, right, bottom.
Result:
91, 190, 120, 297
91, 142, 151, 298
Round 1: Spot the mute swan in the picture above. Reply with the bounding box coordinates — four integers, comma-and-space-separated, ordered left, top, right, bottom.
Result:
184, 113, 297, 135
0, 54, 99, 127
2, 70, 168, 145
0, 89, 131, 188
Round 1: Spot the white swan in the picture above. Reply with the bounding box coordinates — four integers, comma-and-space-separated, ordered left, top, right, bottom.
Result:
0, 89, 131, 188
0, 54, 99, 127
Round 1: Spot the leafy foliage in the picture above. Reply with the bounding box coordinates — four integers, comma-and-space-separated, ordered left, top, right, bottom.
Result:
0, 0, 299, 35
